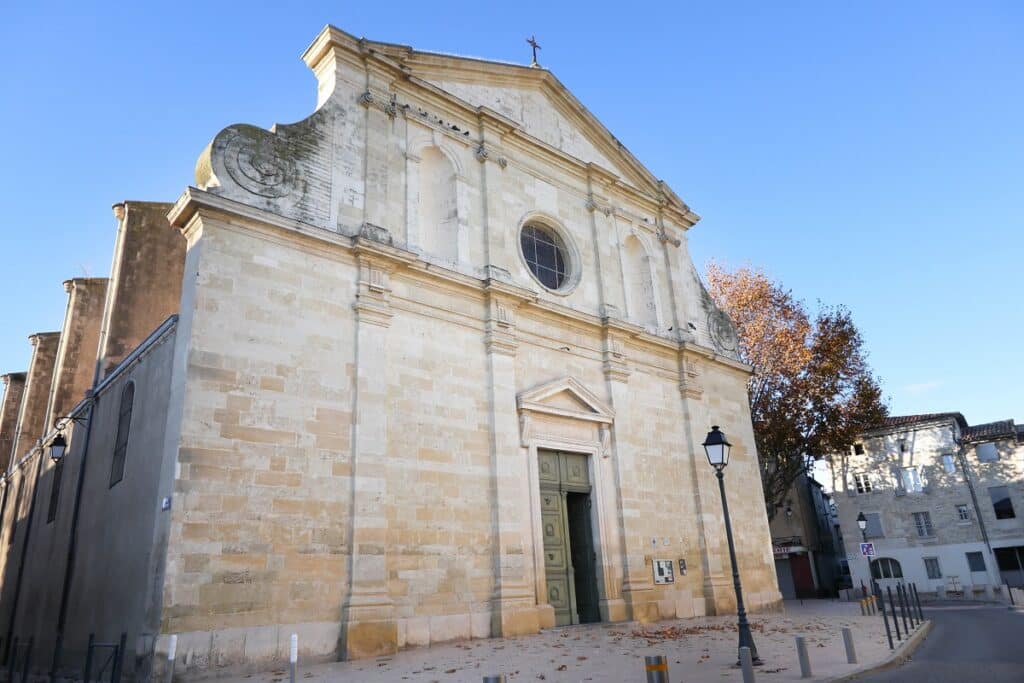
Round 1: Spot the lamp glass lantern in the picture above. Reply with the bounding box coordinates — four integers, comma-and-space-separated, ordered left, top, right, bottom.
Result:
702, 425, 731, 469
856, 512, 868, 532
50, 433, 67, 463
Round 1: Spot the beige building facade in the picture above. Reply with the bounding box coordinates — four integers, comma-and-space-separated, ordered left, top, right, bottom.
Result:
833, 413, 1024, 598
0, 26, 779, 680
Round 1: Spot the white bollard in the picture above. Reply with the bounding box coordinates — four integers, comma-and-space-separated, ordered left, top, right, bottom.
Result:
289, 633, 298, 683
842, 627, 857, 664
166, 635, 178, 683
795, 636, 812, 678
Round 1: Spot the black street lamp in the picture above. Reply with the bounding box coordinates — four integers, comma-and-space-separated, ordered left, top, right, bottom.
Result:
856, 511, 868, 543
49, 433, 67, 463
702, 425, 761, 665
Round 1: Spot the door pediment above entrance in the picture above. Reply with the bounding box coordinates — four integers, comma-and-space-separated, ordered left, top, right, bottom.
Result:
517, 377, 614, 424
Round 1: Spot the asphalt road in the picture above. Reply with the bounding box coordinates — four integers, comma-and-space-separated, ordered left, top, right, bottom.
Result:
860, 602, 1024, 682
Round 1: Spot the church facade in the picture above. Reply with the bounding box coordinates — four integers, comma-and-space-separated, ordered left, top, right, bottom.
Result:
0, 26, 779, 679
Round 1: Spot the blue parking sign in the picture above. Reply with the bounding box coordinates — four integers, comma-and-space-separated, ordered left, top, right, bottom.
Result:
860, 542, 875, 557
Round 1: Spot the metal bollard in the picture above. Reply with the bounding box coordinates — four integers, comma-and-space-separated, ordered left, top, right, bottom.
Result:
482, 677, 507, 683
289, 634, 298, 683
878, 589, 894, 650
20, 637, 32, 683
859, 599, 866, 616
886, 587, 902, 641
739, 646, 756, 683
644, 654, 670, 683
911, 583, 924, 622
842, 627, 857, 664
795, 636, 812, 678
897, 584, 910, 632
166, 634, 178, 683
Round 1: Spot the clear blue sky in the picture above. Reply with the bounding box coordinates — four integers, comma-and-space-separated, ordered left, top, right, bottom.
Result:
1, 2, 1021, 424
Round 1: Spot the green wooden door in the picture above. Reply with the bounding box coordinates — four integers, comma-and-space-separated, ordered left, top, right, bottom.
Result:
538, 450, 597, 626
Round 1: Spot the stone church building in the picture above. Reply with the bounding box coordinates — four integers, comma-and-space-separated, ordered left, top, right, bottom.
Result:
0, 26, 779, 679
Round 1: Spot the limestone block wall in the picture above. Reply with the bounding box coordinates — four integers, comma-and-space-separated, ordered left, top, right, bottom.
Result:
47, 277, 109, 425
160, 216, 361, 670
0, 374, 26, 471
9, 333, 61, 466
99, 202, 185, 378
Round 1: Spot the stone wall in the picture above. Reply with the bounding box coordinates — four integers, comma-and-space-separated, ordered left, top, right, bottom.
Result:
0, 374, 26, 472
99, 202, 185, 378
47, 278, 108, 424
151, 23, 778, 676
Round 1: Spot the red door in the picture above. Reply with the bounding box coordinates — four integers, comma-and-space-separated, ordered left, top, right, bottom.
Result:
791, 553, 816, 598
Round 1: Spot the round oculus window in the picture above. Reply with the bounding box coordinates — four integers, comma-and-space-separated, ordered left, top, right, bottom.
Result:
520, 223, 570, 290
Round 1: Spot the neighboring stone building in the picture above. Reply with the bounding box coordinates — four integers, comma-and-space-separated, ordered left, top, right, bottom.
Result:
832, 413, 1024, 598
769, 472, 848, 599
0, 26, 780, 680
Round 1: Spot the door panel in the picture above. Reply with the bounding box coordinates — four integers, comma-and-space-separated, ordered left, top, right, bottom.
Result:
539, 450, 599, 626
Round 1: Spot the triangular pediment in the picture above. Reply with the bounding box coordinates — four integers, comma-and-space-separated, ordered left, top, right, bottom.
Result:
517, 377, 613, 423
301, 26, 696, 223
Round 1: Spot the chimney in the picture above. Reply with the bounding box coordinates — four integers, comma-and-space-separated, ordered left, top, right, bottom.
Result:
9, 333, 61, 466
46, 278, 109, 427
97, 201, 185, 378
0, 373, 27, 472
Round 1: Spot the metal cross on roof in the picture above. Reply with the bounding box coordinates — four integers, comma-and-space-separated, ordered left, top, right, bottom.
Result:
526, 35, 541, 67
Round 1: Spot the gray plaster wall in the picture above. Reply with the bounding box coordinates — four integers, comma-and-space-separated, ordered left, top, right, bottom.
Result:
0, 320, 178, 681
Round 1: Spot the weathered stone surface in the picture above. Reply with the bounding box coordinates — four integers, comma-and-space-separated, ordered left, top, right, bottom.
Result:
99, 201, 185, 378
0, 373, 26, 471
47, 277, 108, 422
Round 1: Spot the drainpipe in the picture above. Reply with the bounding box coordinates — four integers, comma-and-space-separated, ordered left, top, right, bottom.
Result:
954, 434, 1000, 585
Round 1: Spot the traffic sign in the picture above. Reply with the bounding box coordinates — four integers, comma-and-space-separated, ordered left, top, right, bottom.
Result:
860, 542, 875, 557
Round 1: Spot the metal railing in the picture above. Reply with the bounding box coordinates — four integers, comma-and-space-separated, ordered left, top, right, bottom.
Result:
83, 632, 127, 683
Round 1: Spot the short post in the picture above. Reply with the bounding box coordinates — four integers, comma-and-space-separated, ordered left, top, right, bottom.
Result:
917, 581, 925, 626
878, 589, 894, 650
166, 634, 177, 683
795, 636, 812, 678
858, 599, 865, 616
644, 654, 670, 683
20, 637, 32, 683
113, 632, 127, 683
897, 584, 910, 632
482, 677, 507, 683
289, 634, 298, 683
83, 633, 94, 683
886, 587, 902, 641
870, 596, 878, 615
841, 627, 857, 664
8, 636, 18, 682
739, 646, 756, 683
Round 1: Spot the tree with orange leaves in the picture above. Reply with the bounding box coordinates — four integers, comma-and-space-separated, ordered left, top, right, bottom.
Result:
706, 263, 887, 520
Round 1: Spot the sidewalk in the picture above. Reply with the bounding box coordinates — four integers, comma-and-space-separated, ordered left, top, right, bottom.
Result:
207, 601, 918, 682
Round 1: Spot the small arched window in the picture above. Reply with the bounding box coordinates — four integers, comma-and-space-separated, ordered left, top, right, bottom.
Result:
109, 382, 134, 487
870, 557, 903, 579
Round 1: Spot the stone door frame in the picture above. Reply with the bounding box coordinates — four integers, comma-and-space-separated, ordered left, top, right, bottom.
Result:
517, 377, 624, 625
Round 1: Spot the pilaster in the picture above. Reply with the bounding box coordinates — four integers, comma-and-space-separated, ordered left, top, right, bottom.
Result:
600, 320, 658, 621
341, 254, 397, 659
675, 350, 731, 614
476, 109, 515, 281
483, 280, 540, 637
359, 58, 397, 236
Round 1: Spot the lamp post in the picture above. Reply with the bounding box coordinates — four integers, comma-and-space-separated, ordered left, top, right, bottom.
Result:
856, 512, 868, 543
702, 425, 760, 665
